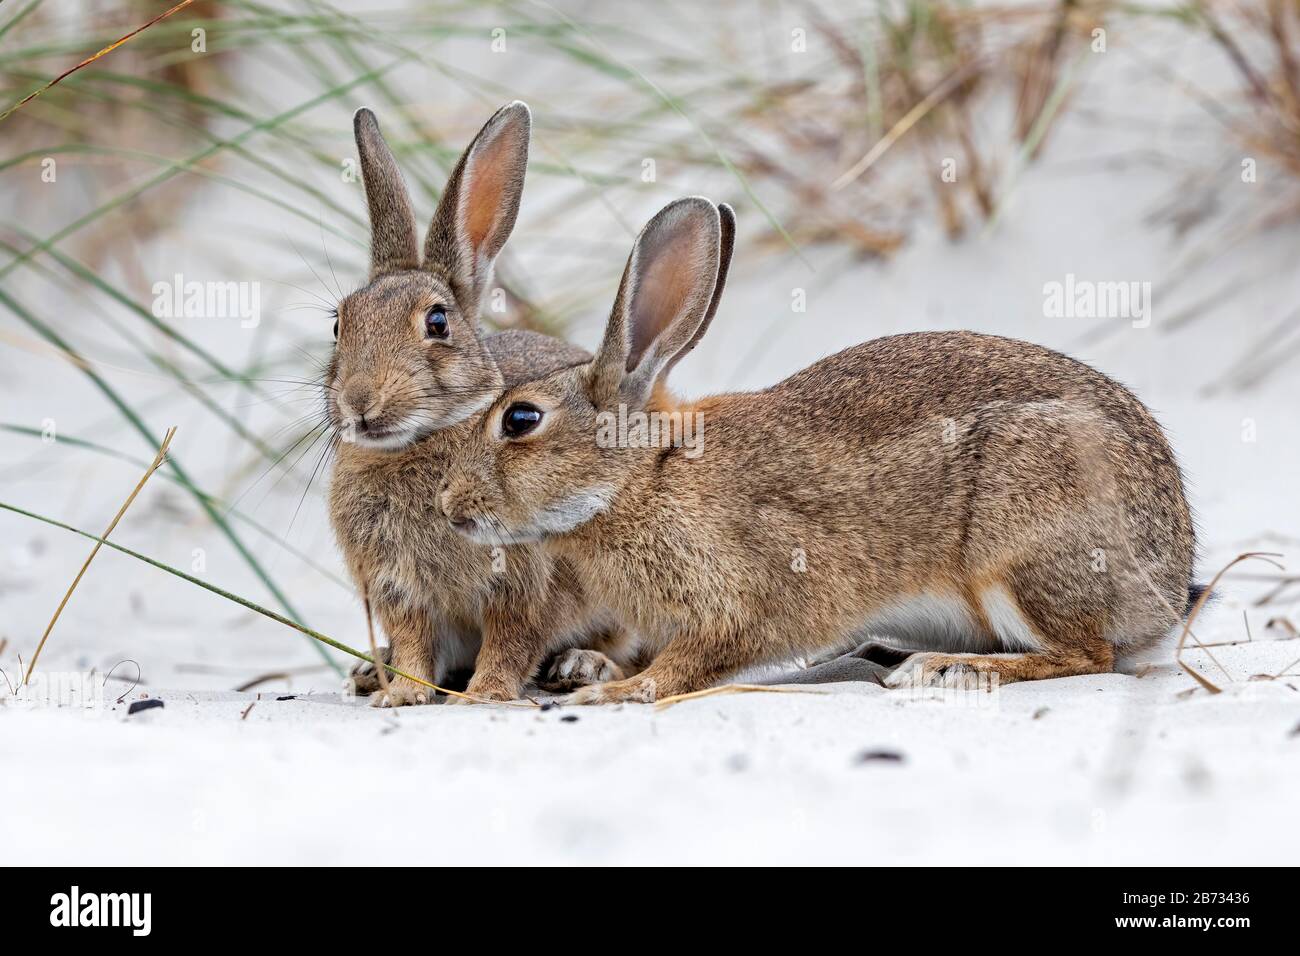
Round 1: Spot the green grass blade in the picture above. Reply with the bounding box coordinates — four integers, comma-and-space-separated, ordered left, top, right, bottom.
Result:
0, 286, 343, 675
0, 499, 411, 685
0, 55, 406, 282
0, 423, 352, 592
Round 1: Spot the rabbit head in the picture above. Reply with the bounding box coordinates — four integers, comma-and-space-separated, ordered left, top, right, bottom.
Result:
440, 197, 735, 544
325, 103, 531, 449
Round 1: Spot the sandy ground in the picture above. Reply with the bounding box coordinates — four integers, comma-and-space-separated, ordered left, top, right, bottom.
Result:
2, 3, 1299, 865
3, 633, 1297, 865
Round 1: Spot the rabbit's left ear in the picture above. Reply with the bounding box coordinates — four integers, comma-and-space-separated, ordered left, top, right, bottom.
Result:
424, 101, 531, 316
354, 108, 420, 278
659, 202, 735, 382
588, 197, 722, 407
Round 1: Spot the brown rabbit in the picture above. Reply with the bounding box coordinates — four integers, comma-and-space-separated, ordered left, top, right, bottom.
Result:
438, 197, 1200, 703
328, 103, 630, 705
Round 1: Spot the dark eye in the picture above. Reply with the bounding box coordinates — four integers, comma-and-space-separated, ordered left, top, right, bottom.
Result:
425, 305, 449, 339
501, 403, 543, 438
332, 318, 339, 340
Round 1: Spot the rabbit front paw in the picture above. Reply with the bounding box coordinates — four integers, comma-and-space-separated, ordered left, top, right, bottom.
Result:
369, 677, 433, 708
446, 675, 520, 705
565, 674, 657, 705
539, 648, 624, 692
883, 652, 982, 690
346, 646, 391, 696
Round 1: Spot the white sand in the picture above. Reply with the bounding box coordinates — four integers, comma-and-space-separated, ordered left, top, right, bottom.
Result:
2, 3, 1298, 865
3, 633, 1297, 865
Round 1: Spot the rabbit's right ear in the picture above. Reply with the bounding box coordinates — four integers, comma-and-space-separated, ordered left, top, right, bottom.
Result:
354, 108, 420, 277
588, 197, 722, 406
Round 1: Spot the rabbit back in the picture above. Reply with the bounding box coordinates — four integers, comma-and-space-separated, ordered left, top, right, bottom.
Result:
678, 330, 1195, 654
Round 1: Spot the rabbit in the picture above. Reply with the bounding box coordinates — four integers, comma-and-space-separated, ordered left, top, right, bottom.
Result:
437, 196, 1200, 704
328, 102, 633, 705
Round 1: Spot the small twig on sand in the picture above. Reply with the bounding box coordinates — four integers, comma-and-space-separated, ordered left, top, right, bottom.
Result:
234, 673, 289, 693
1176, 552, 1285, 694
240, 701, 256, 721
1268, 617, 1298, 638
24, 426, 176, 686
1256, 576, 1300, 607
655, 683, 826, 711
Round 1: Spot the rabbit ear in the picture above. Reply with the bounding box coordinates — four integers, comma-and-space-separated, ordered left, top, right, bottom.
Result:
659, 202, 735, 382
424, 101, 531, 315
354, 108, 420, 277
588, 197, 722, 406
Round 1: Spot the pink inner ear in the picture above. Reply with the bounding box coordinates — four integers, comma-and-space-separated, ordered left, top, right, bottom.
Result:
461, 124, 526, 258
628, 228, 706, 369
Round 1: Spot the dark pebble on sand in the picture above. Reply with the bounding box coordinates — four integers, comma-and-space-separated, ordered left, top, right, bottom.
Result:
560, 714, 579, 723
127, 699, 164, 715
855, 749, 904, 764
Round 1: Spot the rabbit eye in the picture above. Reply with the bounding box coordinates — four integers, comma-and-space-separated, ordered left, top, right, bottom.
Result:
425, 305, 449, 339
332, 318, 339, 340
501, 403, 543, 438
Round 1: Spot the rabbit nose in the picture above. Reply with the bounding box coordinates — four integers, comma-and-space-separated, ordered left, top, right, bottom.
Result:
338, 382, 376, 428
440, 488, 476, 533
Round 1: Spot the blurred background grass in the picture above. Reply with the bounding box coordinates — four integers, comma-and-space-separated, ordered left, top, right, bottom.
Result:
2, 0, 1298, 663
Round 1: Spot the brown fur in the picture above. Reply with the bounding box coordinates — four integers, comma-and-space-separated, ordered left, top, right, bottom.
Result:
440, 198, 1197, 703
329, 104, 626, 705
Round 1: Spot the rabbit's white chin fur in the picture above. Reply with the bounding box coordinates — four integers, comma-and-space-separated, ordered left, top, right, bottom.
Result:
454, 485, 616, 546
342, 420, 429, 451
454, 523, 543, 547
524, 485, 616, 537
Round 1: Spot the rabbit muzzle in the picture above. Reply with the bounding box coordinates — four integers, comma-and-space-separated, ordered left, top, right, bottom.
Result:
334, 376, 421, 450
438, 477, 496, 545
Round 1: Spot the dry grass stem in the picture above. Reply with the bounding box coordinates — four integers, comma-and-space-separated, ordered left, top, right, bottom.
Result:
1175, 552, 1285, 694
23, 425, 177, 685
361, 586, 391, 700
234, 672, 290, 693
0, 0, 197, 123
654, 683, 826, 711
